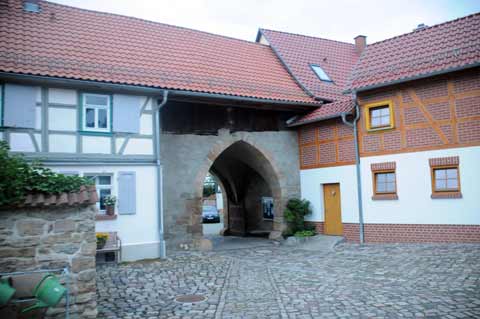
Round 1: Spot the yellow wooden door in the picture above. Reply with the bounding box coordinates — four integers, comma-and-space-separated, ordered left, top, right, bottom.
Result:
323, 183, 343, 235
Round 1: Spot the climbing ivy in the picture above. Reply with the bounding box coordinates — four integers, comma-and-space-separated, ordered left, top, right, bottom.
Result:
0, 141, 92, 206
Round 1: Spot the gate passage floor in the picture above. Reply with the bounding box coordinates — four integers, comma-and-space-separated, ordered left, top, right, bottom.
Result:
96, 241, 480, 319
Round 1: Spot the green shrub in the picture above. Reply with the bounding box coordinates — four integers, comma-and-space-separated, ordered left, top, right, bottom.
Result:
0, 141, 92, 206
283, 198, 312, 235
294, 230, 316, 237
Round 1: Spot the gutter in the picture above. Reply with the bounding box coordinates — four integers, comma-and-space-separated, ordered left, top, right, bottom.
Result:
344, 62, 480, 94
287, 112, 351, 127
340, 92, 364, 243
153, 90, 169, 259
0, 72, 320, 108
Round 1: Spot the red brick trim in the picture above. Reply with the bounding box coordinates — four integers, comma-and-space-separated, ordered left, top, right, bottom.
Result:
305, 221, 324, 234
96, 214, 117, 221
429, 156, 459, 167
431, 192, 462, 199
371, 161, 396, 171
343, 223, 480, 243
372, 194, 399, 200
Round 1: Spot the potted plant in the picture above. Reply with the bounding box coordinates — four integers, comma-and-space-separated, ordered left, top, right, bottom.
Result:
103, 196, 116, 216
96, 232, 109, 249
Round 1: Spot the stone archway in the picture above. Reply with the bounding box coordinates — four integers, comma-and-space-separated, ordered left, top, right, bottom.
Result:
161, 129, 301, 250
193, 139, 285, 241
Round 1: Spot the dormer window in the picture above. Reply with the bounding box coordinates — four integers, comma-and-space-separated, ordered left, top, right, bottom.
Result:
310, 64, 332, 82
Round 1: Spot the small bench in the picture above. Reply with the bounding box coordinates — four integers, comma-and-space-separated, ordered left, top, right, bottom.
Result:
96, 232, 122, 264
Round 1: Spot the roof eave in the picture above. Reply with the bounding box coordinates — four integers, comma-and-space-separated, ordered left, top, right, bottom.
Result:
0, 71, 320, 108
287, 112, 352, 127
344, 62, 480, 94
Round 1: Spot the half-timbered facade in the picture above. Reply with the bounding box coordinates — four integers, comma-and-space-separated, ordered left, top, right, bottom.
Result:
1, 0, 479, 260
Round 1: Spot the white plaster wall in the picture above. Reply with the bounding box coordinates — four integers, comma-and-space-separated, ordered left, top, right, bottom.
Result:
48, 88, 77, 105
301, 165, 358, 223
300, 146, 480, 226
35, 106, 42, 130
48, 108, 77, 131
49, 134, 76, 153
123, 138, 153, 155
140, 114, 152, 135
50, 165, 160, 261
82, 136, 111, 154
141, 96, 152, 111
35, 87, 42, 103
361, 146, 480, 225
9, 132, 36, 152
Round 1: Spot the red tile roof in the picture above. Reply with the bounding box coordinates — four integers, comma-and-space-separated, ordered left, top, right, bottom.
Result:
289, 98, 354, 126
19, 186, 98, 208
0, 0, 317, 105
349, 12, 480, 91
259, 29, 360, 101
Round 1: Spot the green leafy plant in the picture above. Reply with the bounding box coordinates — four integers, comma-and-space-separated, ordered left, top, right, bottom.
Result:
103, 195, 116, 206
294, 230, 316, 237
0, 141, 93, 207
284, 198, 312, 235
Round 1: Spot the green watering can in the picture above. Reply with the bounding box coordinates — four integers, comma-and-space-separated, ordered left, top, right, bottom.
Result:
0, 277, 16, 305
22, 274, 66, 313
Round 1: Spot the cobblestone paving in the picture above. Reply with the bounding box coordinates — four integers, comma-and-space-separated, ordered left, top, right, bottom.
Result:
97, 242, 480, 318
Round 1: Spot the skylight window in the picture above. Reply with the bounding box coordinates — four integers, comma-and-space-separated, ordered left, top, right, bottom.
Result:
310, 64, 332, 82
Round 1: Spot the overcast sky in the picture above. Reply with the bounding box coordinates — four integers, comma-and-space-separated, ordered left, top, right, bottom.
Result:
50, 0, 480, 44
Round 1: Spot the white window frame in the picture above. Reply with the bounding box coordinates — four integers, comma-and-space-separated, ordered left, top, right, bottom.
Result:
84, 173, 113, 214
82, 93, 111, 132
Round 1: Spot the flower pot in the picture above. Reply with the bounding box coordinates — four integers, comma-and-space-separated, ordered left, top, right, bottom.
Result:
105, 205, 115, 216
97, 238, 107, 249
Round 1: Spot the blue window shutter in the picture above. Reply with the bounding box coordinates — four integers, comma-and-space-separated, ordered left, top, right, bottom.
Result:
112, 94, 142, 133
118, 171, 136, 215
3, 84, 36, 128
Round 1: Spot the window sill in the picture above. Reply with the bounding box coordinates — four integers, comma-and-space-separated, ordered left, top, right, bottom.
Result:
79, 130, 113, 137
96, 214, 117, 221
372, 194, 398, 200
431, 192, 462, 199
367, 126, 395, 133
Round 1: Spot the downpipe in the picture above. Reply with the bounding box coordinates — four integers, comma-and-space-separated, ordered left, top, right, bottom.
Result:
341, 92, 365, 244
153, 90, 169, 258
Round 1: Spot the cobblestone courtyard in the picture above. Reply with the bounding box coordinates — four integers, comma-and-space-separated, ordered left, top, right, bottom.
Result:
97, 241, 480, 318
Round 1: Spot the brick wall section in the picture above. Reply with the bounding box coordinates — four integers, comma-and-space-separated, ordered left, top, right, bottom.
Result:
0, 205, 97, 318
342, 223, 480, 243
298, 118, 355, 169
429, 156, 459, 166
305, 221, 324, 234
355, 68, 480, 157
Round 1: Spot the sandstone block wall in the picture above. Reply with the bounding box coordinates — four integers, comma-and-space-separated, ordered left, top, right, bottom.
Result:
0, 205, 97, 318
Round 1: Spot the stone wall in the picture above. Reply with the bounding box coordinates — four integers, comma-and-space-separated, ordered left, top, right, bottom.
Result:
161, 128, 301, 249
0, 205, 97, 318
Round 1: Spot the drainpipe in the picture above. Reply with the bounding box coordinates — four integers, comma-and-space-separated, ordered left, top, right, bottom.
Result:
341, 91, 365, 244
153, 90, 169, 258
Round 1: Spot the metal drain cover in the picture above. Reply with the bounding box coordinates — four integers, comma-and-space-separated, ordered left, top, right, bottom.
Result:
175, 294, 207, 303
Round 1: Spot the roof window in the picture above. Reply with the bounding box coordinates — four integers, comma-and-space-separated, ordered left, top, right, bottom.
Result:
310, 64, 332, 82
23, 1, 40, 13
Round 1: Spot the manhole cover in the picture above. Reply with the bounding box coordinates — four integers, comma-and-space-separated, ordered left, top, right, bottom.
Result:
174, 294, 207, 303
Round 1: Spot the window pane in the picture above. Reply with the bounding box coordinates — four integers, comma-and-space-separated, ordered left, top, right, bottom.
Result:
446, 168, 457, 179
371, 117, 381, 127
86, 108, 95, 128
435, 179, 447, 190
376, 173, 386, 182
376, 181, 386, 192
98, 108, 108, 128
386, 173, 395, 183
380, 116, 390, 126
380, 107, 390, 117
385, 182, 395, 192
98, 176, 111, 185
86, 95, 108, 106
435, 169, 446, 180
446, 179, 458, 189
99, 189, 111, 210
311, 65, 331, 81
370, 108, 382, 118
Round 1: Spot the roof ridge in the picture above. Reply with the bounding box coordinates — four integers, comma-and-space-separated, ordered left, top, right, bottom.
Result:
259, 28, 356, 47
42, 0, 264, 47
368, 11, 480, 47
